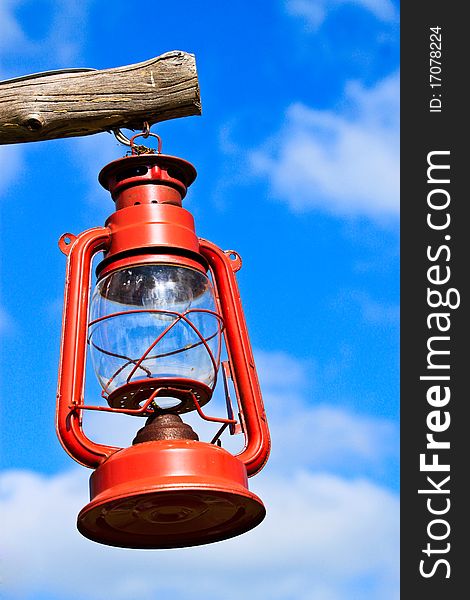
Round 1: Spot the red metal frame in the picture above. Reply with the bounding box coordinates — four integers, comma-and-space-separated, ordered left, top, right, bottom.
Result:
56, 152, 270, 476
199, 239, 270, 476
56, 227, 117, 468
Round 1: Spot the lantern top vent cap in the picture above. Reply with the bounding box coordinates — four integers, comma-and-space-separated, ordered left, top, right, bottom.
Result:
98, 154, 198, 201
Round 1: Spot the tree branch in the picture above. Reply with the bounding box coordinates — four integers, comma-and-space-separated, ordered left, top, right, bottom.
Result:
0, 51, 201, 145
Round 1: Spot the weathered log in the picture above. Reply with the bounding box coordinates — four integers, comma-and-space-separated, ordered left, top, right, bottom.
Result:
0, 51, 201, 145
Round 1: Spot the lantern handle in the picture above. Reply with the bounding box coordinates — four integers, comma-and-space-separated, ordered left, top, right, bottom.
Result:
199, 238, 271, 477
56, 226, 119, 468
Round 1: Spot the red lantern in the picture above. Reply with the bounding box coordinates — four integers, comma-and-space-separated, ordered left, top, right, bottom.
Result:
56, 134, 270, 549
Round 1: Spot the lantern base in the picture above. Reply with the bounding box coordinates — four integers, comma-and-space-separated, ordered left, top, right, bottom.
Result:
77, 440, 265, 549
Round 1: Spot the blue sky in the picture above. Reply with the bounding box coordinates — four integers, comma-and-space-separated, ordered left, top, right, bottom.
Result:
0, 1, 399, 599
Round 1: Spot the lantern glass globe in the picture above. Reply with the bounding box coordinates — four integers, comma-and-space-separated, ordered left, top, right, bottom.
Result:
89, 264, 220, 394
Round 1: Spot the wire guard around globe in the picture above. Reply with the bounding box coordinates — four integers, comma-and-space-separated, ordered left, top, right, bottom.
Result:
88, 264, 223, 412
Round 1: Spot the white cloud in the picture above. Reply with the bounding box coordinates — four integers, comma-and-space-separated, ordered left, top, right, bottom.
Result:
286, 0, 398, 31
84, 395, 398, 478
0, 467, 399, 600
81, 349, 397, 479
0, 1, 29, 54
0, 305, 15, 335
67, 131, 125, 223
347, 290, 399, 325
250, 73, 399, 220
0, 144, 23, 199
44, 0, 94, 66
255, 349, 309, 391
0, 0, 92, 69
254, 350, 397, 474
268, 402, 396, 473
1, 350, 398, 598
0, 0, 93, 198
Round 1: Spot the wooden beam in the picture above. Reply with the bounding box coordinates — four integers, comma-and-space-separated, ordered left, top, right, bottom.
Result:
0, 51, 201, 145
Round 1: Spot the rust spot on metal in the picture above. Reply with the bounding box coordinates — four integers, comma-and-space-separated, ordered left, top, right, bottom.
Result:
132, 413, 199, 444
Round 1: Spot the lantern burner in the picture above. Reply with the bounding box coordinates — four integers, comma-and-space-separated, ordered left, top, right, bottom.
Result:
132, 413, 199, 444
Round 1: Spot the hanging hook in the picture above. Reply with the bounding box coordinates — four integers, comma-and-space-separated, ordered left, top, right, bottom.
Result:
142, 121, 150, 138
112, 121, 155, 147
129, 132, 162, 155
112, 122, 161, 154
112, 128, 132, 147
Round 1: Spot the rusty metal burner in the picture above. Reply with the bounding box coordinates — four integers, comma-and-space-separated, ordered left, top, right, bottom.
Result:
133, 413, 199, 444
